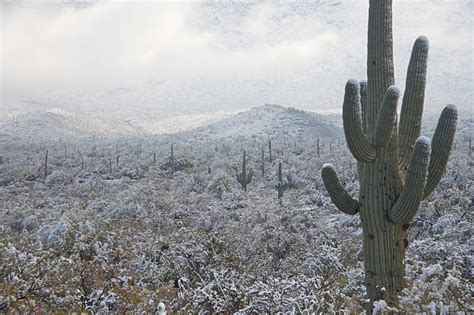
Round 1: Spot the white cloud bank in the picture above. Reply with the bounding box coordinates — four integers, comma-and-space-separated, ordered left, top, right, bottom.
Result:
1, 1, 337, 90
1, 0, 472, 114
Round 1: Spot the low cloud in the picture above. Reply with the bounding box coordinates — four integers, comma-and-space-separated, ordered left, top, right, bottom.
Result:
1, 1, 337, 90
1, 0, 472, 114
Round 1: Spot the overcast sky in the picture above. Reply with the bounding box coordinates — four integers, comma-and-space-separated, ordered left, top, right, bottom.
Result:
1, 0, 472, 115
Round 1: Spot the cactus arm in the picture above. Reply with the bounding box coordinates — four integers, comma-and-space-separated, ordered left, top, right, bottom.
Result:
398, 36, 429, 171
247, 168, 254, 184
389, 136, 431, 224
321, 163, 359, 215
343, 80, 377, 162
373, 85, 399, 147
423, 104, 458, 198
360, 80, 368, 134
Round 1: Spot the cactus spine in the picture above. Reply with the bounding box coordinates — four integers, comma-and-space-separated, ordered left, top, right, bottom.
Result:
235, 151, 253, 192
321, 0, 457, 309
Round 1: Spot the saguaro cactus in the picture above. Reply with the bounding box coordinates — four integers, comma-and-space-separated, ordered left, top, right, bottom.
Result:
268, 139, 273, 163
235, 151, 253, 192
276, 161, 284, 201
317, 137, 320, 157
44, 150, 49, 180
321, 0, 457, 309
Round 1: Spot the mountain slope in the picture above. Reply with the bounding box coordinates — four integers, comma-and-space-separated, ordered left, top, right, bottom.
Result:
180, 104, 342, 142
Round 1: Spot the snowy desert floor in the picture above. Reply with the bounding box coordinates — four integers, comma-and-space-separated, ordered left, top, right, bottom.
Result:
0, 105, 472, 313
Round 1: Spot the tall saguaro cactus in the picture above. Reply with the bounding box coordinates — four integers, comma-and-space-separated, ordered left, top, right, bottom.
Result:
321, 0, 457, 308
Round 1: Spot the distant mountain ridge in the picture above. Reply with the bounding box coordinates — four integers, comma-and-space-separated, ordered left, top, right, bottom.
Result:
0, 104, 342, 146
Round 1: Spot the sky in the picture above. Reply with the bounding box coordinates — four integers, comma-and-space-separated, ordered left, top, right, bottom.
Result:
1, 0, 472, 115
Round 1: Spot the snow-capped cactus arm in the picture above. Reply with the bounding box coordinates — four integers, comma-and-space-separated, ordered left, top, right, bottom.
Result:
343, 79, 376, 162
423, 104, 458, 198
321, 164, 359, 215
360, 80, 368, 134
373, 85, 399, 147
399, 36, 429, 171
389, 136, 431, 224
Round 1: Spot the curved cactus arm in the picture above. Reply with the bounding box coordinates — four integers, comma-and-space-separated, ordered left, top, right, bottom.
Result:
389, 136, 431, 224
321, 163, 359, 215
423, 104, 458, 198
343, 79, 376, 162
360, 80, 368, 134
373, 85, 400, 147
398, 36, 429, 171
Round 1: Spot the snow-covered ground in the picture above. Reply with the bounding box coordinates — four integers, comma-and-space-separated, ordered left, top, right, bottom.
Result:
0, 105, 471, 313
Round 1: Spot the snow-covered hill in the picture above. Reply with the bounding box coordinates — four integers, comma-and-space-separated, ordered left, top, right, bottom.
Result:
181, 104, 341, 142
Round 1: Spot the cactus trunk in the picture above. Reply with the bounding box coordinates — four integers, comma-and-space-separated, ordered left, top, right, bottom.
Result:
360, 152, 405, 304
363, 3, 402, 300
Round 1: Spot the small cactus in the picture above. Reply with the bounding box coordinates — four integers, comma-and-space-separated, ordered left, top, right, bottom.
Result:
235, 151, 253, 192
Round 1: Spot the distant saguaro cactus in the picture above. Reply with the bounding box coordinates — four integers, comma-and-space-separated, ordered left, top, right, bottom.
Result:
44, 150, 49, 180
268, 139, 272, 163
317, 137, 320, 157
320, 0, 457, 309
261, 148, 265, 177
275, 161, 284, 201
235, 151, 253, 192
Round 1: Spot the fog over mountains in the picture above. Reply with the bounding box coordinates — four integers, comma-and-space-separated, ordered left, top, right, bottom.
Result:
1, 0, 473, 133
